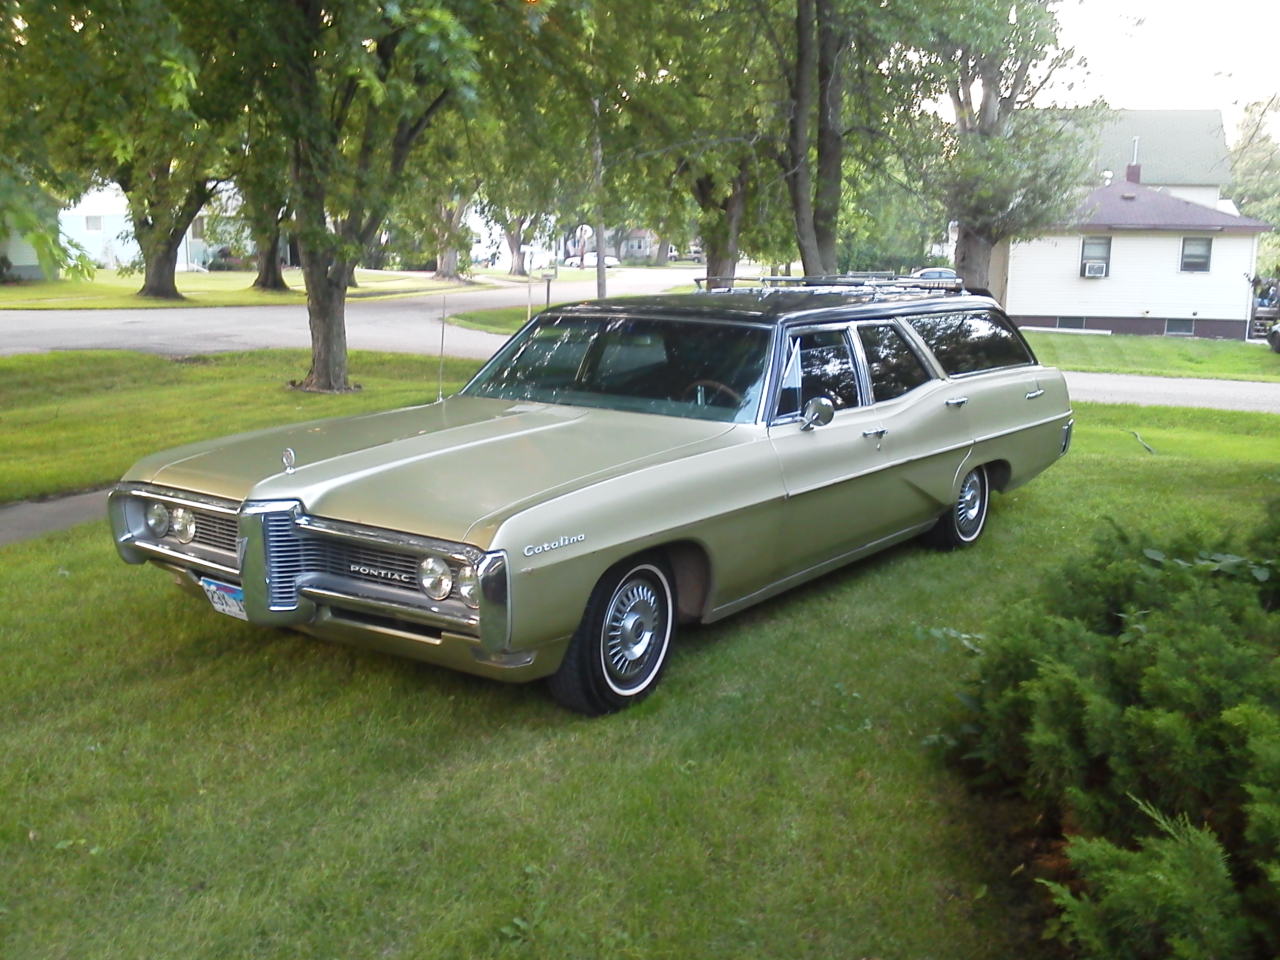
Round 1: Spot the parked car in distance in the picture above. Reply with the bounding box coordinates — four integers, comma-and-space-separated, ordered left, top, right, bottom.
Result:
109, 278, 1073, 715
563, 253, 619, 268
910, 267, 959, 280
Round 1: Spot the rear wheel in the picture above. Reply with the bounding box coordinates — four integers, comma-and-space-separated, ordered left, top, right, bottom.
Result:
547, 555, 676, 715
925, 464, 989, 550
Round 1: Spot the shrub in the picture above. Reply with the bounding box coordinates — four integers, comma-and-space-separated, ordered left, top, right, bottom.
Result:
1044, 803, 1251, 960
957, 511, 1280, 955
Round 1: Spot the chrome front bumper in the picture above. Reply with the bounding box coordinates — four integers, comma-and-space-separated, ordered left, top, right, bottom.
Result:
108, 485, 538, 678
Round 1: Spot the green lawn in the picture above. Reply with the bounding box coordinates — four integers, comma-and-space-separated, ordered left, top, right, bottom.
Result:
1025, 329, 1280, 382
3, 349, 1279, 958
0, 351, 483, 503
0, 268, 478, 309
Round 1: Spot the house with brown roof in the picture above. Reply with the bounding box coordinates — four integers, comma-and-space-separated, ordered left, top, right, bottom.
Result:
998, 110, 1274, 339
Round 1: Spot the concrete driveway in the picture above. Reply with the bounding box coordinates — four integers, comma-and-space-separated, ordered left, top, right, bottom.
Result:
0, 265, 703, 360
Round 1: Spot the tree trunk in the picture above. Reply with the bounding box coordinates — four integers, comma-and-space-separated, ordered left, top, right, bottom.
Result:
138, 238, 183, 299
436, 246, 461, 280
692, 165, 748, 289
812, 0, 847, 275
954, 224, 994, 292
252, 224, 288, 291
504, 226, 528, 276
296, 243, 354, 392
654, 238, 671, 266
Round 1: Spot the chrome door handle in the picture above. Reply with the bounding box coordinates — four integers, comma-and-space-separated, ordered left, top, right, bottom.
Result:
862, 427, 888, 439
1025, 388, 1045, 399
945, 396, 969, 407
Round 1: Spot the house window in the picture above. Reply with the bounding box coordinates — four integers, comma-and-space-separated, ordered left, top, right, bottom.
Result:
1165, 318, 1195, 336
85, 215, 102, 231
1057, 317, 1086, 329
1080, 236, 1110, 277
1180, 237, 1212, 272
191, 216, 205, 240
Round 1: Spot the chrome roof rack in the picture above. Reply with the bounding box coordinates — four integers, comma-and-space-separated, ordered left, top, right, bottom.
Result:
695, 274, 966, 298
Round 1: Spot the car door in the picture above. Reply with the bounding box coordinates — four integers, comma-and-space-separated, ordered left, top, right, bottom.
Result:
767, 325, 913, 574
903, 309, 1058, 472
849, 320, 974, 528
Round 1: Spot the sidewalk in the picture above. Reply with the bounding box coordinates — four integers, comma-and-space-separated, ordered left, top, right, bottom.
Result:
0, 489, 109, 548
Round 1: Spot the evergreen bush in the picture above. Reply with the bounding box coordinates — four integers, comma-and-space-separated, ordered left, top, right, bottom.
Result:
957, 508, 1280, 957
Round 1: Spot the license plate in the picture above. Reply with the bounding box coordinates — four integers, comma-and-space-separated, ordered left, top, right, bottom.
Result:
199, 577, 248, 621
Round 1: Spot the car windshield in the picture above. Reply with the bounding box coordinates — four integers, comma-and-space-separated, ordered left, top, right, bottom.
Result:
462, 314, 772, 423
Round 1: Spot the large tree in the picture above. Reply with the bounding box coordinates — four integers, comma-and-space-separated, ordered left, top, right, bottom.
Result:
10, 0, 248, 298
927, 0, 1100, 290
250, 0, 562, 392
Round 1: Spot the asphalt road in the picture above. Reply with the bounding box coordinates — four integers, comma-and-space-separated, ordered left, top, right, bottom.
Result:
3, 269, 1278, 413
0, 265, 704, 360
1063, 370, 1280, 414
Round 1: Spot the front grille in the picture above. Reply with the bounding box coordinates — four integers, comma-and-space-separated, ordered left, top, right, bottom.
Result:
262, 512, 425, 609
264, 512, 304, 608
193, 511, 238, 552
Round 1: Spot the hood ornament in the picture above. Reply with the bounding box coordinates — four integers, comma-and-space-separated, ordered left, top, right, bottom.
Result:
282, 447, 296, 474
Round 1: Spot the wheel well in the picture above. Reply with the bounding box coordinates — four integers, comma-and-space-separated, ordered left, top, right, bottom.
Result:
657, 540, 713, 624
983, 459, 1012, 492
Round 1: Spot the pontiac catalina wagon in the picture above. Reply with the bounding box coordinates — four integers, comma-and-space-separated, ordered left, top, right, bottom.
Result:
109, 279, 1073, 714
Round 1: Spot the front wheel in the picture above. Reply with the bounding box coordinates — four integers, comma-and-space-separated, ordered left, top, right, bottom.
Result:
925, 464, 990, 550
547, 555, 676, 715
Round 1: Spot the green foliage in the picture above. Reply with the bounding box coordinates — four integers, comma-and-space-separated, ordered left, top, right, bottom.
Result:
1229, 97, 1280, 270
959, 514, 1280, 955
1044, 803, 1251, 960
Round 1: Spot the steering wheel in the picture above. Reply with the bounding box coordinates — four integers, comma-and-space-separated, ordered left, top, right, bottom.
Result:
682, 379, 743, 406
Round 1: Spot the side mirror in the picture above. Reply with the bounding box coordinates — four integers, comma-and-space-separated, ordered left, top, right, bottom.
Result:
800, 396, 835, 431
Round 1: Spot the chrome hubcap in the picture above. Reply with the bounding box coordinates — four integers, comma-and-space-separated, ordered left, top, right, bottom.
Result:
604, 579, 663, 684
955, 470, 985, 538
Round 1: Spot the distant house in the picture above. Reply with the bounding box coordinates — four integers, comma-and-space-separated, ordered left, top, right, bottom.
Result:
61, 185, 209, 271
998, 110, 1274, 339
0, 230, 50, 280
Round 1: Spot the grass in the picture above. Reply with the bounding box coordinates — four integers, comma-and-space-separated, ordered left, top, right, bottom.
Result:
0, 351, 483, 503
1025, 329, 1280, 382
0, 268, 479, 310
3, 398, 1277, 958
450, 303, 571, 334
3, 348, 1280, 957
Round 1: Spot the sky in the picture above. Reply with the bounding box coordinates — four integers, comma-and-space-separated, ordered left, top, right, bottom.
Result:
1049, 0, 1279, 135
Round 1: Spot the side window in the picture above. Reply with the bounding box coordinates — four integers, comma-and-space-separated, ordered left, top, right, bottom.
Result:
775, 329, 859, 417
857, 324, 932, 402
907, 310, 1033, 376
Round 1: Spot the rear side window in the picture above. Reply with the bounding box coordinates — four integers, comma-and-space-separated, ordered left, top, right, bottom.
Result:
908, 311, 1033, 376
857, 324, 932, 402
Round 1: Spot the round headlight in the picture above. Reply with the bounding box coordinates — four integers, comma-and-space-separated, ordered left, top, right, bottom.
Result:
418, 555, 453, 601
145, 502, 170, 537
170, 507, 196, 543
457, 565, 480, 609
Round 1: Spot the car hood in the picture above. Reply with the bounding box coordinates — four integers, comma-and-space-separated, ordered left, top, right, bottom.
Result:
124, 396, 740, 546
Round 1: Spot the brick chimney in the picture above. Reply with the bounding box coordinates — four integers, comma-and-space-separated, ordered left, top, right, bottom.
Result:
1125, 163, 1142, 184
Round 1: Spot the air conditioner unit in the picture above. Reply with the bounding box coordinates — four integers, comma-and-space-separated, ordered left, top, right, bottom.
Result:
1083, 260, 1108, 278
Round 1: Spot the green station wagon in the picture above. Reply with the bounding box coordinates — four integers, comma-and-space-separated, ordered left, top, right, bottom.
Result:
109, 280, 1073, 714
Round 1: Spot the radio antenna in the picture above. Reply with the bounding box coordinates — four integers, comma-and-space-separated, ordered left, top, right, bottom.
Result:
436, 292, 447, 402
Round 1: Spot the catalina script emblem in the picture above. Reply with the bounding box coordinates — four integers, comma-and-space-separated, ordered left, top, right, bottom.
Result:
523, 534, 586, 557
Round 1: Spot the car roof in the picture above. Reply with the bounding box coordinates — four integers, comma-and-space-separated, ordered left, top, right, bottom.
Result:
552, 289, 1000, 326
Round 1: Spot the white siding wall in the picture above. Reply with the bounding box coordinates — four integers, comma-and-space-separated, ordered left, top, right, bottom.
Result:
1005, 231, 1256, 321
0, 233, 46, 279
